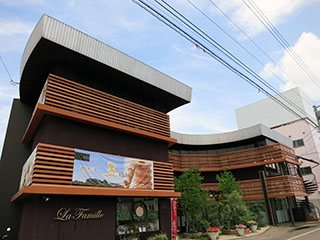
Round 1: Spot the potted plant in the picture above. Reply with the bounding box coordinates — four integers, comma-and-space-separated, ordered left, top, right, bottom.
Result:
235, 224, 246, 236
247, 220, 258, 232
207, 226, 220, 240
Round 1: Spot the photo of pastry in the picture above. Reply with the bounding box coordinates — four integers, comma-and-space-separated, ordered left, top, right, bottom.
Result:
124, 160, 153, 189
73, 149, 154, 190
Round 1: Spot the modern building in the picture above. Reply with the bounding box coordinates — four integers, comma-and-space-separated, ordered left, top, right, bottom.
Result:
0, 15, 192, 240
169, 124, 314, 226
0, 15, 317, 240
235, 87, 320, 208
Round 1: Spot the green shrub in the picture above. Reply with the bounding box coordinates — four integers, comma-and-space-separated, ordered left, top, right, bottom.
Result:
197, 234, 211, 240
147, 234, 168, 240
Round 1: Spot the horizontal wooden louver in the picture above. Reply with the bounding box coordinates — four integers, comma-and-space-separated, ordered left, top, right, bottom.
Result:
45, 74, 170, 138
202, 175, 306, 201
32, 144, 75, 185
153, 162, 174, 191
169, 143, 298, 172
31, 143, 175, 191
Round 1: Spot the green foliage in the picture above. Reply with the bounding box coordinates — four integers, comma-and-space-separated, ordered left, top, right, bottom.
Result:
176, 170, 256, 233
175, 168, 208, 233
207, 171, 253, 230
119, 235, 139, 240
246, 201, 268, 226
147, 234, 168, 240
217, 170, 241, 194
196, 235, 211, 240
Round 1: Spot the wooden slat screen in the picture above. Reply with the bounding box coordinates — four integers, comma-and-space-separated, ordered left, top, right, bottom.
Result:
266, 175, 306, 198
44, 74, 170, 138
30, 143, 174, 191
202, 175, 306, 201
169, 143, 298, 171
32, 143, 75, 185
153, 161, 174, 191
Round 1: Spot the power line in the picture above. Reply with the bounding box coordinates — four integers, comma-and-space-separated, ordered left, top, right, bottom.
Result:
139, 0, 318, 127
187, 0, 286, 86
132, 0, 318, 128
0, 55, 19, 86
183, 0, 317, 121
206, 0, 315, 108
242, 0, 320, 89
156, 0, 313, 123
246, 0, 320, 84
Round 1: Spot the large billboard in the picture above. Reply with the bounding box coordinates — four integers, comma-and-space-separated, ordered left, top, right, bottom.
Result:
73, 149, 154, 189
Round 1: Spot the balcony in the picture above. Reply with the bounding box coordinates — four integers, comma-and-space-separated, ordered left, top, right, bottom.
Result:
203, 175, 307, 201
12, 143, 178, 202
23, 74, 176, 144
169, 143, 299, 172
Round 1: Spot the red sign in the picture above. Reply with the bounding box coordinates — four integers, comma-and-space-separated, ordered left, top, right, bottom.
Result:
171, 198, 178, 240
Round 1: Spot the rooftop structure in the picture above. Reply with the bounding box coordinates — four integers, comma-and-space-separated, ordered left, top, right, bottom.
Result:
235, 87, 315, 129
20, 15, 192, 112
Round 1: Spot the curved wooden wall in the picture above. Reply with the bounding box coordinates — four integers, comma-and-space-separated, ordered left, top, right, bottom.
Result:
203, 175, 306, 200
169, 143, 298, 172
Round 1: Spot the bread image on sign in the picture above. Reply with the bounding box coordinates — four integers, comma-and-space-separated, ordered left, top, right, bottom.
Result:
124, 160, 153, 189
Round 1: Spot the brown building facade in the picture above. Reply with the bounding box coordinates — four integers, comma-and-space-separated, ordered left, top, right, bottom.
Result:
0, 15, 191, 240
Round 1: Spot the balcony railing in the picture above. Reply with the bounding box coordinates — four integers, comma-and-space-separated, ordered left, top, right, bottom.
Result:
203, 175, 306, 200
23, 74, 175, 144
169, 143, 298, 171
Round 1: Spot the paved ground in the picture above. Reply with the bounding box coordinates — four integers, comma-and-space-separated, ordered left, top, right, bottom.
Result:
181, 222, 320, 240
221, 222, 320, 240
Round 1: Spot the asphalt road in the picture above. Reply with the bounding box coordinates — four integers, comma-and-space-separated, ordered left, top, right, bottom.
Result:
247, 224, 320, 240
285, 227, 320, 240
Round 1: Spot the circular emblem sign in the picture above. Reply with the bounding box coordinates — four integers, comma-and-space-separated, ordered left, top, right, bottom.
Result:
132, 201, 147, 221
135, 206, 144, 217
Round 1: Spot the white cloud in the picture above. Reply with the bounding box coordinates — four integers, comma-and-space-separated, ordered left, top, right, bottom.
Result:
262, 32, 320, 101
215, 0, 317, 36
0, 19, 33, 36
116, 17, 146, 32
0, 20, 32, 53
169, 102, 234, 134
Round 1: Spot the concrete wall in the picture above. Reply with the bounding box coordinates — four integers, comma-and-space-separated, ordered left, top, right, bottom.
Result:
273, 119, 320, 204
235, 87, 316, 129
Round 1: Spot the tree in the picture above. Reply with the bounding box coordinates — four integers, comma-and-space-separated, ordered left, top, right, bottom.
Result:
216, 170, 241, 194
175, 168, 208, 233
207, 170, 253, 230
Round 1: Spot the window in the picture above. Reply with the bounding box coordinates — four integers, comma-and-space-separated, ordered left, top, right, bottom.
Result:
265, 163, 282, 176
116, 197, 159, 236
287, 163, 298, 176
300, 166, 312, 175
293, 139, 305, 148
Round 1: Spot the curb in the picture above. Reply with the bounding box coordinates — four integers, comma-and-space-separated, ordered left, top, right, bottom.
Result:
219, 226, 272, 240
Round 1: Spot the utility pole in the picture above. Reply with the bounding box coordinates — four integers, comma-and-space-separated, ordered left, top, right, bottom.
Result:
313, 105, 320, 128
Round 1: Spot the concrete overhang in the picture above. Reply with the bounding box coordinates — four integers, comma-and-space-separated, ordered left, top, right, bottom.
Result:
19, 15, 192, 113
171, 124, 293, 148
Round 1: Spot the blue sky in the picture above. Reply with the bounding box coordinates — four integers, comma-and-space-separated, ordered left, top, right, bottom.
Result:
1, 0, 320, 151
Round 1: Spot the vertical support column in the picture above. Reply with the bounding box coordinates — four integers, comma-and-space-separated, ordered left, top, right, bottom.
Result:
287, 197, 295, 226
259, 171, 276, 225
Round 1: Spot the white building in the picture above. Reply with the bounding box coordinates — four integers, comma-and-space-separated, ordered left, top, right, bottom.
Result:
236, 87, 320, 207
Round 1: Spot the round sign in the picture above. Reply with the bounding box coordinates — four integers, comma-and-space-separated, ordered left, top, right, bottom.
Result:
135, 206, 144, 217
131, 201, 147, 221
